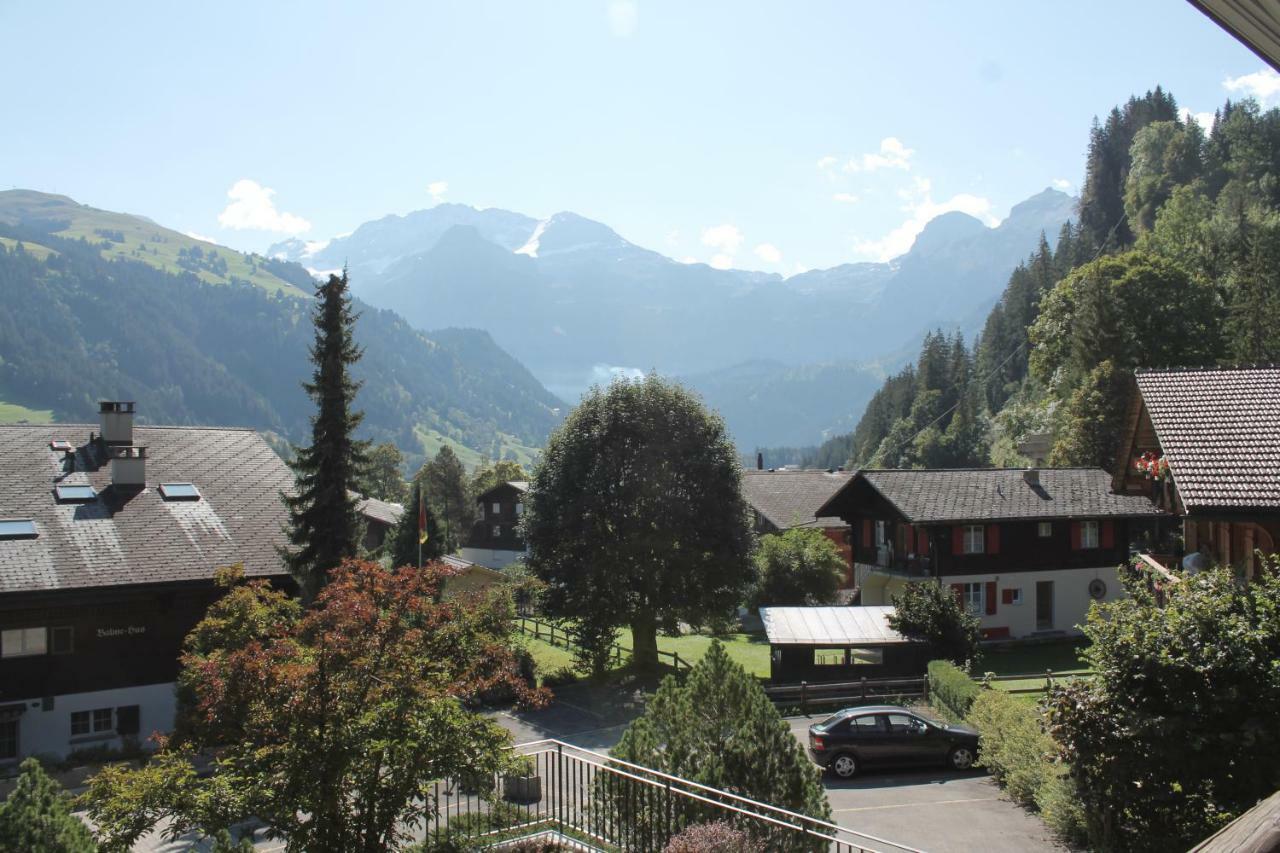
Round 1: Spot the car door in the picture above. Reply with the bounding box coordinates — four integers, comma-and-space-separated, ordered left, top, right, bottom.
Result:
844, 713, 889, 764
880, 713, 937, 766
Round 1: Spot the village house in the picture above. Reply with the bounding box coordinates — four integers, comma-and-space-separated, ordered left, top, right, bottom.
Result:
740, 467, 855, 590
816, 468, 1169, 639
1115, 366, 1280, 581
354, 493, 404, 552
0, 402, 293, 762
458, 480, 528, 569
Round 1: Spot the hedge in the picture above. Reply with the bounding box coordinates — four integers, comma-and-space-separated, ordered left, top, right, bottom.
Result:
927, 660, 981, 721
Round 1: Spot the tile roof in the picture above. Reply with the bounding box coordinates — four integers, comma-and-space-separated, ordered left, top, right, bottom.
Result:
741, 469, 853, 531
759, 605, 912, 645
1136, 366, 1280, 511
820, 468, 1167, 524
354, 494, 404, 527
0, 424, 294, 594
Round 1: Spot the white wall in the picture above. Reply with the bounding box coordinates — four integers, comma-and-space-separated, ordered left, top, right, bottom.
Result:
6, 682, 175, 762
456, 547, 526, 570
943, 565, 1124, 638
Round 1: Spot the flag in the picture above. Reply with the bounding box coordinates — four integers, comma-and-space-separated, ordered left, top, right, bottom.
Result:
418, 489, 429, 545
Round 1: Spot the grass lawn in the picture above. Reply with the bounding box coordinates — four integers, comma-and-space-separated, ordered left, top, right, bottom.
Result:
978, 638, 1090, 677
517, 623, 772, 682
0, 400, 54, 423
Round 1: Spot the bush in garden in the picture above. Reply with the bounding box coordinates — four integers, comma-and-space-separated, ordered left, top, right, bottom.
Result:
926, 659, 981, 721
663, 820, 765, 853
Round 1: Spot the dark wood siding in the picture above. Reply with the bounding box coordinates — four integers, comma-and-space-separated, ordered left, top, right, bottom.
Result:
770, 643, 931, 682
932, 519, 1131, 575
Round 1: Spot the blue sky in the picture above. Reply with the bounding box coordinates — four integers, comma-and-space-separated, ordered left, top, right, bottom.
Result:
2, 1, 1275, 274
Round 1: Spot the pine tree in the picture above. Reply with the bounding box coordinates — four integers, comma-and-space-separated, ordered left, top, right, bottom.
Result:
418, 446, 473, 552
282, 271, 369, 600
0, 758, 95, 852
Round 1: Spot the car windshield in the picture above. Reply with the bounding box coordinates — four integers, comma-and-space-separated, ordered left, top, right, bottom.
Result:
814, 710, 853, 731
915, 712, 946, 728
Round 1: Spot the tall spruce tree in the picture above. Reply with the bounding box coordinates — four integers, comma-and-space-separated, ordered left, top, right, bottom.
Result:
282, 271, 369, 600
386, 480, 443, 569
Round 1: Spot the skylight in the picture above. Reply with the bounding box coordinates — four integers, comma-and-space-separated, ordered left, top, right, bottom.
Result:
54, 484, 97, 503
49, 440, 73, 452
0, 520, 37, 540
159, 483, 201, 501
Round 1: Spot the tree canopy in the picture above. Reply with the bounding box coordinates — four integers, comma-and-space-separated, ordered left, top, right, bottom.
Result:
523, 375, 754, 670
0, 758, 95, 853
750, 528, 845, 609
417, 446, 473, 553
887, 581, 980, 666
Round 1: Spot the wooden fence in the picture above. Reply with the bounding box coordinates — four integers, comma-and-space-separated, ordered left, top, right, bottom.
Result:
517, 616, 690, 672
983, 669, 1096, 696
762, 676, 928, 713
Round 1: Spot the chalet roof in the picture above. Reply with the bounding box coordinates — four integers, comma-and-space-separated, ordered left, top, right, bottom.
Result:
475, 480, 529, 503
0, 424, 293, 594
818, 468, 1167, 524
741, 469, 853, 531
354, 494, 404, 527
1135, 367, 1280, 512
759, 605, 912, 646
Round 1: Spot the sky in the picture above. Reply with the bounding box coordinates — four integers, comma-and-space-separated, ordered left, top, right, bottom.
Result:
1, 1, 1276, 275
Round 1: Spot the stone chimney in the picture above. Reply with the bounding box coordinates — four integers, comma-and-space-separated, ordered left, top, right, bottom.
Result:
99, 401, 136, 446
1023, 468, 1040, 487
109, 445, 147, 488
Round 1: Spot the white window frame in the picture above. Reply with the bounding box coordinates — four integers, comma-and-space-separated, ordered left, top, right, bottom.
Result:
1008, 588, 1023, 605
874, 520, 887, 547
1081, 520, 1100, 549
491, 502, 501, 516
963, 582, 984, 615
1, 627, 46, 658
963, 525, 985, 554
1037, 521, 1052, 538
72, 707, 114, 737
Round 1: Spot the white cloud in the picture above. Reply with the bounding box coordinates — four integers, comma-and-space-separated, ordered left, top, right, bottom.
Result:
428, 181, 449, 203
843, 137, 914, 173
665, 229, 680, 246
1178, 107, 1217, 130
217, 179, 311, 234
816, 155, 838, 171
701, 223, 744, 254
853, 177, 998, 262
832, 192, 859, 204
1052, 178, 1072, 191
608, 0, 637, 37
753, 243, 782, 264
709, 253, 734, 270
1223, 68, 1280, 106
592, 363, 644, 383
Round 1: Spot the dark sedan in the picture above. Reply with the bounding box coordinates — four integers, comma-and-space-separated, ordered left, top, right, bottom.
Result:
807, 705, 979, 778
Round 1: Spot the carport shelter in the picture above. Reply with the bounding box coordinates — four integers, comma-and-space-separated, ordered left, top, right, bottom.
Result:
760, 605, 929, 682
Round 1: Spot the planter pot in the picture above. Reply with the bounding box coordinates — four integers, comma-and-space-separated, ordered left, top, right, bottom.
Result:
502, 773, 543, 804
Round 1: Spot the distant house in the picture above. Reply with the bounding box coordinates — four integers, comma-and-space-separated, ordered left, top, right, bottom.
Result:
459, 481, 528, 570
0, 402, 293, 762
354, 493, 404, 552
817, 468, 1168, 640
741, 469, 855, 588
1114, 366, 1280, 580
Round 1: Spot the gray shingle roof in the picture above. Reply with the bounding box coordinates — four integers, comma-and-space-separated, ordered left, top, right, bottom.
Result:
0, 424, 293, 593
1136, 367, 1280, 512
741, 469, 853, 531
759, 605, 911, 645
354, 494, 404, 527
821, 468, 1167, 524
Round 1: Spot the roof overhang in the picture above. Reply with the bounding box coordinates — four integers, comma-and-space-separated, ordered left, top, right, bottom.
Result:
1189, 0, 1280, 72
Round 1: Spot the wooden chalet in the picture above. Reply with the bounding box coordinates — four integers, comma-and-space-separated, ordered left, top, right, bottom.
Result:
740, 468, 855, 589
459, 480, 528, 569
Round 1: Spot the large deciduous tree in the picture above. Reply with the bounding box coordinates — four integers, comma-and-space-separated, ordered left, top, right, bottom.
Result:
524, 376, 754, 670
888, 581, 980, 666
418, 446, 473, 553
83, 561, 542, 852
282, 271, 370, 600
469, 459, 528, 500
750, 528, 845, 609
1047, 563, 1280, 852
362, 441, 409, 506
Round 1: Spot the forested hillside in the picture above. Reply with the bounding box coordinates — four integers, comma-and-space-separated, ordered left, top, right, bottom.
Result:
813, 87, 1280, 472
0, 222, 563, 470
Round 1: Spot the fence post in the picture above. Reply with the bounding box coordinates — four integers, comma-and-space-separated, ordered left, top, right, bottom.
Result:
673, 651, 681, 672
923, 673, 930, 703
800, 681, 807, 714
861, 676, 867, 700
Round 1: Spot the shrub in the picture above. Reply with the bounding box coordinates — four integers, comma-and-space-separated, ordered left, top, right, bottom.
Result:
927, 660, 980, 721
664, 820, 765, 852
0, 757, 95, 852
1035, 769, 1089, 848
966, 690, 1053, 807
541, 666, 579, 687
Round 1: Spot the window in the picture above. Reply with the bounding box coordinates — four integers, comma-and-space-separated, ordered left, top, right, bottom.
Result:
849, 647, 884, 665
1081, 520, 1100, 549
885, 713, 925, 734
71, 708, 114, 737
1, 627, 46, 658
1008, 588, 1023, 605
49, 440, 73, 452
874, 520, 886, 547
492, 502, 501, 515
50, 626, 73, 655
963, 582, 984, 615
515, 502, 524, 517
1038, 521, 1052, 538
492, 524, 501, 538
852, 715, 882, 732
0, 519, 37, 540
158, 483, 201, 501
54, 484, 97, 502
0, 719, 15, 759
963, 525, 985, 554
814, 648, 847, 666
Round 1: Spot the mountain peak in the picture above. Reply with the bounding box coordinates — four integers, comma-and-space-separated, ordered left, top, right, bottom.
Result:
908, 211, 988, 255
515, 211, 629, 258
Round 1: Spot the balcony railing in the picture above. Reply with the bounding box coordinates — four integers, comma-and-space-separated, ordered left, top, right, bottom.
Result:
414, 739, 925, 852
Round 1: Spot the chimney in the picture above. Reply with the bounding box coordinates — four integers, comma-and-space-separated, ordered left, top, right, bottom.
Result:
109, 445, 147, 488
1023, 468, 1040, 487
99, 401, 136, 446
756, 452, 764, 471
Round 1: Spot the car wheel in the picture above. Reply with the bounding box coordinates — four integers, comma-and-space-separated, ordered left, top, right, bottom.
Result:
949, 745, 975, 771
830, 753, 859, 779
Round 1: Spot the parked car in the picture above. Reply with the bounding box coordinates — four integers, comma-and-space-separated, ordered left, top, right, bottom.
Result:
807, 704, 979, 778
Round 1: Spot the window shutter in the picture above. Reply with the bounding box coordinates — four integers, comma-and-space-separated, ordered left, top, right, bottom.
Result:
952, 526, 964, 554
987, 524, 1001, 555
902, 524, 913, 552
985, 581, 998, 614
1001, 588, 1015, 605
917, 527, 929, 555
862, 518, 872, 546
116, 705, 140, 736
1101, 520, 1115, 548
1070, 521, 1082, 550
950, 583, 964, 607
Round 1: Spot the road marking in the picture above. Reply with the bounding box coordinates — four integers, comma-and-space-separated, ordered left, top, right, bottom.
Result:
833, 796, 1000, 813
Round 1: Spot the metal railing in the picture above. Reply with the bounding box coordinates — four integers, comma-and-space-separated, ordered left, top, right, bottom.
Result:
763, 677, 928, 713
516, 616, 689, 672
417, 738, 925, 853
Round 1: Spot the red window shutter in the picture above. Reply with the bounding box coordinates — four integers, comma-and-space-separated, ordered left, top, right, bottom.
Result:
1001, 588, 1014, 605
951, 583, 964, 607
985, 581, 998, 614
1070, 521, 1082, 550
1101, 520, 1115, 548
917, 527, 929, 555
952, 526, 964, 554
987, 524, 1001, 555
862, 518, 872, 546
902, 524, 913, 551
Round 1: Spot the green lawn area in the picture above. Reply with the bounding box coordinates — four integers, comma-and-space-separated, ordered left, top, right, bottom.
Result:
978, 638, 1090, 677
0, 400, 54, 423
517, 624, 772, 682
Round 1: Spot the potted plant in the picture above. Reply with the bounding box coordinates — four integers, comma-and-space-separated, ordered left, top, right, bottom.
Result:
501, 754, 542, 804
